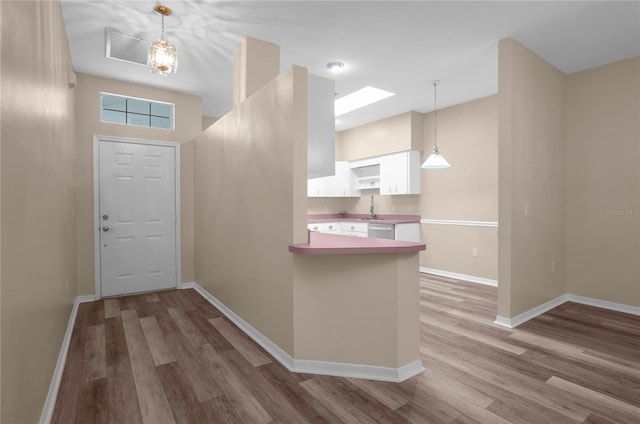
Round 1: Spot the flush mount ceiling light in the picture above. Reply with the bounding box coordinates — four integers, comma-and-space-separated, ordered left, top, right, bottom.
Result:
147, 5, 177, 76
334, 86, 395, 117
326, 61, 345, 73
422, 80, 451, 169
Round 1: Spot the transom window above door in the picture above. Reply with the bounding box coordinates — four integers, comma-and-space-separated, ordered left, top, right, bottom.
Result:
100, 93, 174, 130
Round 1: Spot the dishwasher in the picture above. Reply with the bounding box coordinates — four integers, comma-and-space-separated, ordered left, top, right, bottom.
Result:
367, 223, 395, 240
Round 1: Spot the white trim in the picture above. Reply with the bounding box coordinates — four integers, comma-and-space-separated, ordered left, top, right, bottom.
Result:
40, 295, 96, 424
420, 267, 498, 287
564, 294, 640, 316
494, 294, 640, 328
493, 315, 513, 328
93, 135, 181, 299
292, 359, 424, 382
420, 219, 499, 228
183, 282, 294, 369
494, 295, 570, 328
183, 282, 424, 382
76, 295, 97, 303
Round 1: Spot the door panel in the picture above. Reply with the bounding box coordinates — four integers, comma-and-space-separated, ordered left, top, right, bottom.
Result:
99, 141, 177, 297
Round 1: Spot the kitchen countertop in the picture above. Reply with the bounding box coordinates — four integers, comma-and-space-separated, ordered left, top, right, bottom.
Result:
307, 213, 421, 225
289, 231, 426, 255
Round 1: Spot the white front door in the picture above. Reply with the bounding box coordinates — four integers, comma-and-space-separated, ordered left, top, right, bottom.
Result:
98, 140, 178, 297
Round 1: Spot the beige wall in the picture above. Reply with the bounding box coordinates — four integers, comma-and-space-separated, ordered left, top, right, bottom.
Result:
566, 57, 640, 306
421, 95, 499, 280
498, 38, 567, 317
1, 1, 77, 422
202, 115, 219, 131
194, 66, 308, 355
421, 96, 499, 221
74, 73, 202, 295
293, 253, 420, 367
233, 37, 280, 108
421, 225, 498, 280
307, 191, 421, 215
337, 111, 423, 161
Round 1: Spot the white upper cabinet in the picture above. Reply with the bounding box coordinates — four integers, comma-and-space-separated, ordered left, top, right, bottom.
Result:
307, 74, 335, 179
307, 176, 330, 197
308, 161, 358, 197
310, 151, 421, 197
329, 161, 359, 197
379, 151, 421, 195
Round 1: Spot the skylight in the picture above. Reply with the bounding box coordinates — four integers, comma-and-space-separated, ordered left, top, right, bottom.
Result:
334, 86, 395, 117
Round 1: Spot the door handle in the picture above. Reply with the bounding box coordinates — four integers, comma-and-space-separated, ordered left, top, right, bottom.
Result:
102, 226, 113, 232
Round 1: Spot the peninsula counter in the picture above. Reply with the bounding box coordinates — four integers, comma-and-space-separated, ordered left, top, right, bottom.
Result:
289, 231, 426, 381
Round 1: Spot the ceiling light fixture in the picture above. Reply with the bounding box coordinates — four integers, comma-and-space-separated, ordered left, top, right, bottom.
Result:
326, 61, 345, 73
422, 80, 451, 169
147, 5, 177, 76
334, 86, 395, 117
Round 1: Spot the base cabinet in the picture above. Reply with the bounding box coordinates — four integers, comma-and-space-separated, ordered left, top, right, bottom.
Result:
395, 223, 421, 242
339, 222, 368, 237
308, 221, 367, 237
309, 221, 421, 242
307, 222, 340, 233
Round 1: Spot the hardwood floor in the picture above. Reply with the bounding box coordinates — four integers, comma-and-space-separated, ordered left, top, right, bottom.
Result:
52, 275, 640, 423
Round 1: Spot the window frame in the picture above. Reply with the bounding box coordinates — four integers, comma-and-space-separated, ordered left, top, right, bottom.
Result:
100, 92, 175, 131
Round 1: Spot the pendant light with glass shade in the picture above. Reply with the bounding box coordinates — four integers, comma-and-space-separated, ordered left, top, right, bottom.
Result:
147, 5, 178, 76
422, 80, 451, 169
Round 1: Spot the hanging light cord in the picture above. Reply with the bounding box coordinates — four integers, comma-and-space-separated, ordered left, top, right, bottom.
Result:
160, 14, 165, 39
433, 81, 439, 151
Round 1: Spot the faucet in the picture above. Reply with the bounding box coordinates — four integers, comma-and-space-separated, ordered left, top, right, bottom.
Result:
369, 195, 376, 219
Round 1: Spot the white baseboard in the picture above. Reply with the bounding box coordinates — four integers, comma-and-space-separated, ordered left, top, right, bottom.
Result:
185, 282, 423, 382
185, 282, 295, 370
494, 293, 640, 328
419, 267, 498, 287
76, 294, 96, 303
564, 294, 640, 316
40, 295, 95, 424
292, 358, 424, 383
494, 295, 570, 328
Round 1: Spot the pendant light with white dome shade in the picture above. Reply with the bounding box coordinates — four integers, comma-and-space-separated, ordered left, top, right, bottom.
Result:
422, 80, 451, 169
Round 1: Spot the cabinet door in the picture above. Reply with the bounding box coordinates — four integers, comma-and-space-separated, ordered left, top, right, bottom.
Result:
330, 161, 359, 197
323, 222, 339, 233
380, 152, 407, 195
380, 151, 421, 195
307, 177, 329, 197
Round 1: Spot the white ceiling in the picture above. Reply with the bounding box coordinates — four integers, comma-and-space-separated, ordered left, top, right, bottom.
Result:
61, 1, 639, 131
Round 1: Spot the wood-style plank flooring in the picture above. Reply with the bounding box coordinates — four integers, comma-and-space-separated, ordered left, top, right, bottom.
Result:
52, 275, 640, 423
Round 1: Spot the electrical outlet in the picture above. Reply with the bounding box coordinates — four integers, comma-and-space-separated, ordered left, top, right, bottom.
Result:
472, 248, 479, 258
524, 203, 531, 216
551, 262, 556, 273
65, 277, 70, 293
